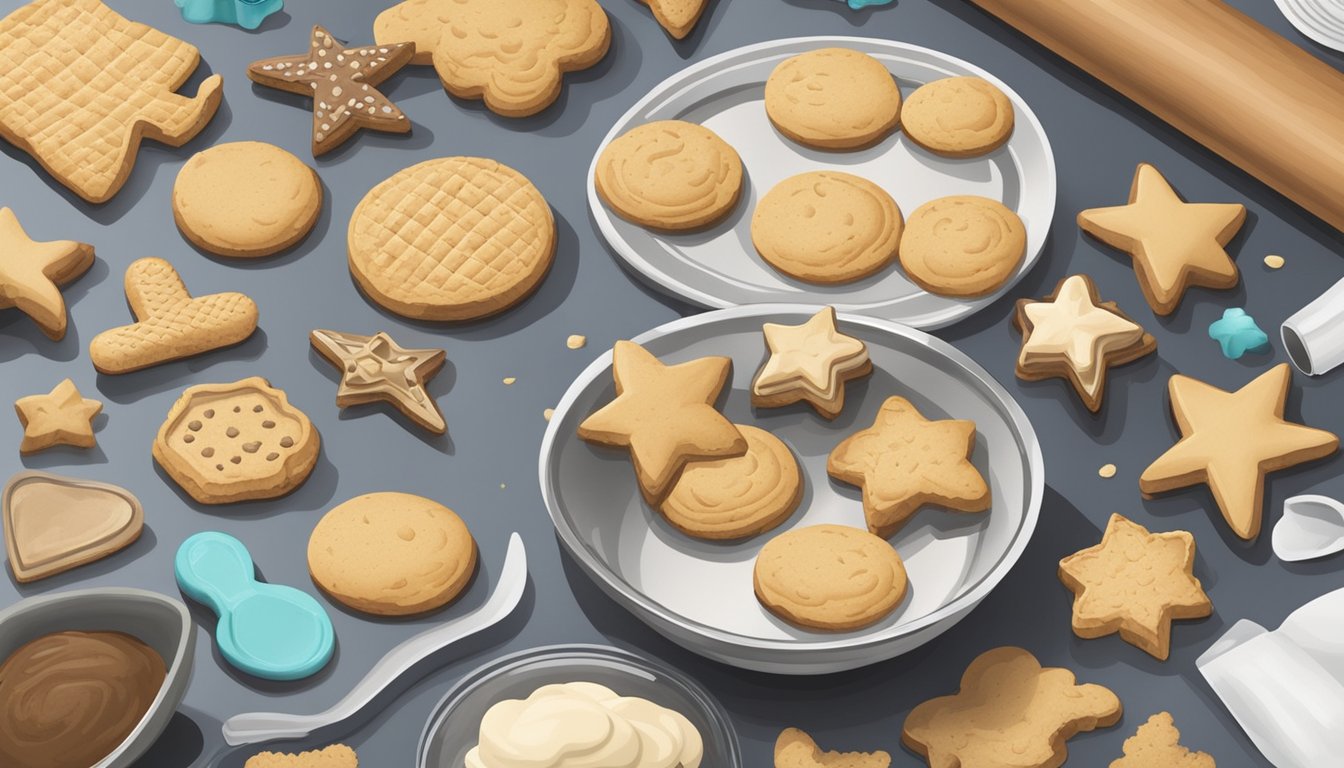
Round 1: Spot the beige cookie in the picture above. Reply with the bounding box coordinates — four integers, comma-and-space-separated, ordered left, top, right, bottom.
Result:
3, 471, 143, 584
752, 171, 902, 284
173, 142, 322, 259
0, 207, 95, 342
153, 377, 319, 505
349, 157, 555, 322
775, 728, 891, 768
595, 120, 743, 232
752, 307, 872, 420
659, 425, 802, 540
765, 48, 902, 150
89, 257, 259, 375
1111, 712, 1214, 768
308, 492, 477, 616
0, 0, 223, 203
640, 0, 709, 39
14, 378, 101, 454
901, 76, 1014, 158
898, 195, 1026, 297
903, 647, 1123, 768
245, 744, 358, 768
754, 524, 908, 632
384, 0, 611, 117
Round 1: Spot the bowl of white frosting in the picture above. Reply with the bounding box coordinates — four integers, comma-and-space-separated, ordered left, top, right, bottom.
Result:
416, 644, 741, 768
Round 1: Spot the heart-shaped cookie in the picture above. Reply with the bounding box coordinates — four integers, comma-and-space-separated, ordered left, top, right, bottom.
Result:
3, 471, 144, 583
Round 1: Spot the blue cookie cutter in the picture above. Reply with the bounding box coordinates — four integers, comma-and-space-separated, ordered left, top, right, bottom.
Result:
1209, 308, 1270, 360
175, 531, 333, 681
175, 0, 284, 31
838, 0, 896, 9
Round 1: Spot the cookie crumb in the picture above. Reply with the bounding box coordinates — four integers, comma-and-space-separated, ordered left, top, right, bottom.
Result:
502, 377, 516, 385
1264, 254, 1285, 269
1098, 463, 1117, 478
543, 408, 554, 421
566, 334, 587, 350
500, 483, 506, 489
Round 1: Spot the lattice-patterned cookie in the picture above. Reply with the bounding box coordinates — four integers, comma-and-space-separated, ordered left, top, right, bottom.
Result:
348, 157, 555, 321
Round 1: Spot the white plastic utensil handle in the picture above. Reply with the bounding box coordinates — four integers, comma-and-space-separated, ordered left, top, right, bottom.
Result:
1282, 276, 1344, 376
220, 533, 528, 747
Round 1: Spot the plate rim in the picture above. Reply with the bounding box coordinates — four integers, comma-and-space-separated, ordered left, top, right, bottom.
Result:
537, 304, 1045, 660
585, 35, 1059, 330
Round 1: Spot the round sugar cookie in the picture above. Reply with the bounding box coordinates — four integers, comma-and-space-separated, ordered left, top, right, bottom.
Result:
308, 492, 477, 616
348, 157, 555, 321
659, 425, 802, 540
764, 47, 902, 150
901, 76, 1014, 158
751, 171, 902, 284
754, 524, 908, 631
899, 195, 1026, 298
172, 142, 322, 258
595, 120, 743, 231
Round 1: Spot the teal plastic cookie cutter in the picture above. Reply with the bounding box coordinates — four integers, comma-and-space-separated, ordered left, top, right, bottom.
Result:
175, 531, 333, 681
175, 0, 284, 31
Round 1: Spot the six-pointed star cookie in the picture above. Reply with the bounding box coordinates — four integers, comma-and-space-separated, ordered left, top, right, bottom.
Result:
1013, 274, 1155, 412
578, 340, 746, 503
0, 207, 95, 341
14, 379, 103, 454
753, 307, 872, 419
828, 396, 990, 538
1078, 163, 1245, 315
1141, 364, 1338, 540
1059, 514, 1211, 660
310, 329, 447, 434
248, 26, 415, 156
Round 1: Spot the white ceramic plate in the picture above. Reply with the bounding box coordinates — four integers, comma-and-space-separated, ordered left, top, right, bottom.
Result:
587, 37, 1057, 330
538, 306, 1044, 674
1276, 0, 1344, 53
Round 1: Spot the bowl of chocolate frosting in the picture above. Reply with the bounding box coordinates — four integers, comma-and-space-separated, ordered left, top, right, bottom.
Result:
0, 587, 195, 768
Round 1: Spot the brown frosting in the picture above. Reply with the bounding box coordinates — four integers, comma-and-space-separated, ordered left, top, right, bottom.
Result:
0, 631, 166, 768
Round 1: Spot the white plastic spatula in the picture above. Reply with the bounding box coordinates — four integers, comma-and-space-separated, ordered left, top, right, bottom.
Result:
220, 533, 527, 747
1273, 495, 1344, 562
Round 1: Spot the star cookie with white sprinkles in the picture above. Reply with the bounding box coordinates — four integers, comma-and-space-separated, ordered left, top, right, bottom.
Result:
248, 26, 415, 156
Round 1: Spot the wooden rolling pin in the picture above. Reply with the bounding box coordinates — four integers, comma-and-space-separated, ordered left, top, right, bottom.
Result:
967, 0, 1344, 233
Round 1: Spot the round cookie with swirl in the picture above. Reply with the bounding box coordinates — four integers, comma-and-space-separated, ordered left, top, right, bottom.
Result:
754, 524, 908, 631
901, 76, 1014, 158
898, 195, 1026, 297
765, 47, 903, 150
595, 120, 744, 231
752, 171, 903, 284
308, 492, 477, 616
659, 425, 802, 540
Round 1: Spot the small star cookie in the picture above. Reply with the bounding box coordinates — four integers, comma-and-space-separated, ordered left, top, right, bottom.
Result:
1013, 274, 1155, 412
903, 646, 1122, 768
753, 307, 872, 420
14, 379, 102, 454
828, 396, 989, 538
1141, 364, 1338, 540
248, 26, 414, 156
578, 341, 746, 503
1059, 514, 1211, 660
0, 208, 94, 341
1110, 712, 1215, 768
1079, 163, 1244, 315
310, 329, 447, 434
774, 727, 891, 768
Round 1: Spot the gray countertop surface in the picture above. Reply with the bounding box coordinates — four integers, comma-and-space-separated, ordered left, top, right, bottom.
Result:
2, 0, 1342, 765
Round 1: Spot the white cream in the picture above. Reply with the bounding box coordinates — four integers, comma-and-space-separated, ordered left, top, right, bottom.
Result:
463, 682, 704, 768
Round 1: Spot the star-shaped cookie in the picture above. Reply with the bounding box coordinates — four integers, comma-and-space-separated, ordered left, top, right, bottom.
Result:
1078, 163, 1244, 315
14, 379, 102, 454
1059, 514, 1211, 660
753, 307, 872, 420
828, 396, 990, 538
1141, 364, 1338, 540
310, 329, 447, 434
1111, 712, 1214, 768
0, 207, 94, 341
578, 341, 746, 503
903, 647, 1122, 768
248, 26, 414, 156
1013, 274, 1155, 412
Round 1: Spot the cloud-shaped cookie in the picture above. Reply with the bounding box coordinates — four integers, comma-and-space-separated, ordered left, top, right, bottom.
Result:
902, 647, 1122, 768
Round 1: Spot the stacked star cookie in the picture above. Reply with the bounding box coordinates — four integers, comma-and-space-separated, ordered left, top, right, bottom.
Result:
752, 307, 873, 419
